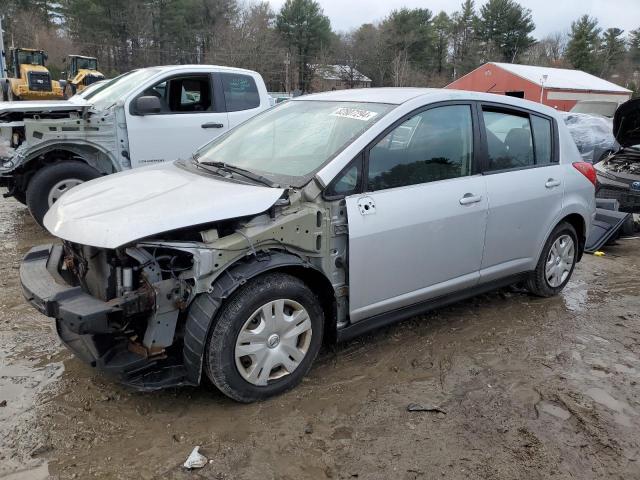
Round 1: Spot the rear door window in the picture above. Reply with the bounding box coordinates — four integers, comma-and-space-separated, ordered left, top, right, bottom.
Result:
482, 110, 535, 171
531, 115, 553, 164
221, 73, 260, 112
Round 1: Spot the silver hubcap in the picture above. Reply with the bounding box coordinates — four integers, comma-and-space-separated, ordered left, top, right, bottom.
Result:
47, 178, 83, 206
235, 299, 312, 386
545, 234, 575, 288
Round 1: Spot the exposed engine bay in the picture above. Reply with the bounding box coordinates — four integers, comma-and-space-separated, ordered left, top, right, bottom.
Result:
599, 148, 640, 175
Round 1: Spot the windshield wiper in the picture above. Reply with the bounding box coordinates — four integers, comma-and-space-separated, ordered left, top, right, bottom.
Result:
198, 160, 279, 188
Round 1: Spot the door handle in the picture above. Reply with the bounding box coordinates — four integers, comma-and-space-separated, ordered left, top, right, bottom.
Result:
545, 178, 561, 188
459, 193, 482, 205
201, 122, 224, 129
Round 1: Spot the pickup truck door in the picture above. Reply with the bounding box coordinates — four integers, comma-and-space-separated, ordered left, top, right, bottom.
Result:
125, 73, 229, 168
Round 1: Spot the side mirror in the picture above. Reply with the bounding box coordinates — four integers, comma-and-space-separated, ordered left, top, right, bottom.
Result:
134, 96, 162, 115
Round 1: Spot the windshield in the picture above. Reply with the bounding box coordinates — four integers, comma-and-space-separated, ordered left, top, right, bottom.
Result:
86, 68, 161, 110
196, 100, 393, 186
17, 51, 44, 66
76, 57, 97, 70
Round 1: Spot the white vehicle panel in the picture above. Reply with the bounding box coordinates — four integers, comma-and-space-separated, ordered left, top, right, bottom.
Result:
126, 110, 229, 167
43, 162, 284, 248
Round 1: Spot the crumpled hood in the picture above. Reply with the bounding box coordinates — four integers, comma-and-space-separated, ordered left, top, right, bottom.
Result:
0, 98, 88, 120
613, 98, 640, 148
44, 162, 285, 248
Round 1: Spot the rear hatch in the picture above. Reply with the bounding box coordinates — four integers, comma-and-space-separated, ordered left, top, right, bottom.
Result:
613, 98, 640, 148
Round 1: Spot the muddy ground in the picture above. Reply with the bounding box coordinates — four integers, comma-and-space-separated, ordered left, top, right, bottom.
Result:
0, 195, 639, 480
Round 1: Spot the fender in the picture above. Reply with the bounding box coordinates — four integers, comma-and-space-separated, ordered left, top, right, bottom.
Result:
182, 251, 320, 385
17, 140, 122, 175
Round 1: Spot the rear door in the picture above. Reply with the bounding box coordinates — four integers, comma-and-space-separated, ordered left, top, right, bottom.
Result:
345, 103, 488, 322
478, 104, 563, 281
125, 73, 229, 167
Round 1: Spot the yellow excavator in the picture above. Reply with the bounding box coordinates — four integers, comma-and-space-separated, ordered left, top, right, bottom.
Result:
0, 48, 64, 101
62, 55, 105, 99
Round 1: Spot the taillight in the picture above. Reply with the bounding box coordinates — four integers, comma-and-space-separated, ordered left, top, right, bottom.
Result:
573, 162, 597, 187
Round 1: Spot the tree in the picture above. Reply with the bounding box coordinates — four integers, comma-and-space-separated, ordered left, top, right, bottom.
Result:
565, 15, 601, 74
276, 0, 331, 92
627, 28, 640, 67
350, 23, 390, 87
381, 8, 433, 70
478, 0, 535, 63
599, 28, 626, 77
450, 0, 479, 78
432, 11, 452, 77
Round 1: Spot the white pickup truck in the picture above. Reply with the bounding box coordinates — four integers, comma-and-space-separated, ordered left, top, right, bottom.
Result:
0, 65, 271, 225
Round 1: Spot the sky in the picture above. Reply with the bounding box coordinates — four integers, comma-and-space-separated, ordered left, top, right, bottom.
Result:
265, 0, 639, 38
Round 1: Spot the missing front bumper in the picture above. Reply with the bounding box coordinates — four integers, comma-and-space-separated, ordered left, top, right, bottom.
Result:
20, 244, 196, 390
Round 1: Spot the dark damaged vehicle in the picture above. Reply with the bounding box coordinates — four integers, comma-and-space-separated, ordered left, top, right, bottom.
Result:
21, 89, 596, 402
595, 98, 640, 212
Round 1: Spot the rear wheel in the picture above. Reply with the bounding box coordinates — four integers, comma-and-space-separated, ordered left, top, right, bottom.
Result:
527, 222, 578, 297
26, 161, 100, 227
63, 83, 76, 99
7, 87, 18, 102
204, 272, 324, 403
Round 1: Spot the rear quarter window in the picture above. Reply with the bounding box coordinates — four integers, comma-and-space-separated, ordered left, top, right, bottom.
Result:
221, 73, 260, 112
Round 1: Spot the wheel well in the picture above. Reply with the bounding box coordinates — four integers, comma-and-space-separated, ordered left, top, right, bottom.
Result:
17, 149, 110, 193
277, 265, 338, 345
560, 213, 586, 260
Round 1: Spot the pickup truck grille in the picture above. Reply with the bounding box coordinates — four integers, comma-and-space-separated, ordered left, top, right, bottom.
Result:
27, 71, 52, 91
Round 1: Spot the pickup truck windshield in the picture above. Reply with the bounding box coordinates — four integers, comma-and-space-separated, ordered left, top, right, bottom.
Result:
87, 68, 162, 110
196, 100, 393, 186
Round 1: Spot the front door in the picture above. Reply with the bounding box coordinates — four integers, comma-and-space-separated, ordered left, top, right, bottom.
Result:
125, 74, 229, 167
346, 104, 488, 323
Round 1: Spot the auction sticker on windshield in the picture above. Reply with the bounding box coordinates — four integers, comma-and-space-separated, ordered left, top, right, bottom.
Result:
330, 107, 379, 121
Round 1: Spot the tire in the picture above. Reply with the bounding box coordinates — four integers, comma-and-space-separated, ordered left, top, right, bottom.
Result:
13, 189, 27, 205
204, 272, 324, 403
7, 87, 18, 102
63, 83, 76, 100
526, 222, 578, 297
621, 215, 636, 237
26, 161, 100, 227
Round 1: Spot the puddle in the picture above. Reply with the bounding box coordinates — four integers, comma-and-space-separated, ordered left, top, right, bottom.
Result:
537, 401, 571, 421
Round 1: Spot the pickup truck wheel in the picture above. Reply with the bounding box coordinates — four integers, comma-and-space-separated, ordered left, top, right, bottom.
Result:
26, 161, 100, 227
204, 272, 324, 403
526, 222, 578, 297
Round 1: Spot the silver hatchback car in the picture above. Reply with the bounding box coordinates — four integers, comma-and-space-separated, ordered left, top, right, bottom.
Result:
21, 88, 596, 402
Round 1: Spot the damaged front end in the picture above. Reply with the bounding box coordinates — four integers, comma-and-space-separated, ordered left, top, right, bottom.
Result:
21, 241, 199, 390
595, 148, 640, 212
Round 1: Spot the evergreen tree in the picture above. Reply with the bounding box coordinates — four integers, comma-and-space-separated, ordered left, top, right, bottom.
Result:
566, 15, 601, 74
478, 0, 535, 63
432, 11, 452, 76
599, 28, 626, 77
276, 0, 331, 92
451, 0, 479, 78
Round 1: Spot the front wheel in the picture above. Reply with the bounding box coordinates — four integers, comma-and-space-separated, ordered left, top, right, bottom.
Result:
204, 272, 324, 403
26, 161, 100, 227
527, 222, 578, 297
